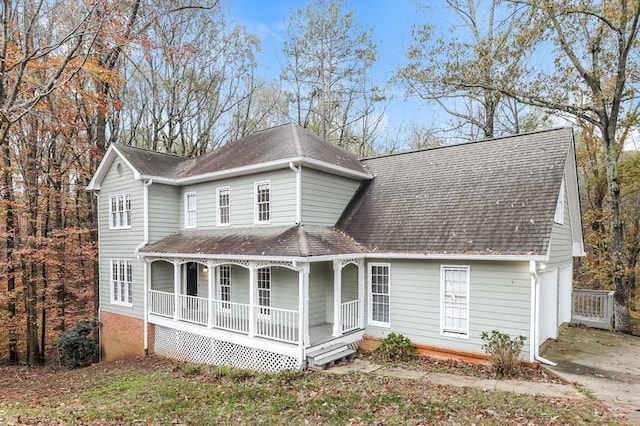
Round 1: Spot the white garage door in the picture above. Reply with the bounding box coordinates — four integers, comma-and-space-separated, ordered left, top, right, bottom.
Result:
538, 270, 558, 344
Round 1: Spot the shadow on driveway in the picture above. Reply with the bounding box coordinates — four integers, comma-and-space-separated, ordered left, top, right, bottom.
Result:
542, 326, 640, 425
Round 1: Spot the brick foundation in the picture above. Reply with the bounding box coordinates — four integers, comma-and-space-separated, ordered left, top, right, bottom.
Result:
100, 311, 155, 361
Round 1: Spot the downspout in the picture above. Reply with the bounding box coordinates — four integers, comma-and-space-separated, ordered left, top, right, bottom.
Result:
530, 260, 557, 366
94, 191, 102, 362
136, 179, 153, 355
289, 162, 301, 225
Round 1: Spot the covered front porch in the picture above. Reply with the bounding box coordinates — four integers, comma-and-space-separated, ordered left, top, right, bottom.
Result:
143, 256, 365, 370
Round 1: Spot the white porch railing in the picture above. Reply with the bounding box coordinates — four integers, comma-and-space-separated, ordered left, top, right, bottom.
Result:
149, 290, 175, 318
255, 306, 299, 344
572, 289, 614, 330
341, 300, 360, 333
149, 290, 300, 344
211, 300, 249, 334
177, 294, 209, 326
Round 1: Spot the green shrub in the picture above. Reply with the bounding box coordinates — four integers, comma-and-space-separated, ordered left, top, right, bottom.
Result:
56, 319, 99, 369
480, 330, 526, 377
377, 332, 417, 361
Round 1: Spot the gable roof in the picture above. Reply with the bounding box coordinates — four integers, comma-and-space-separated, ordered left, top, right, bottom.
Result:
337, 127, 577, 257
87, 123, 370, 190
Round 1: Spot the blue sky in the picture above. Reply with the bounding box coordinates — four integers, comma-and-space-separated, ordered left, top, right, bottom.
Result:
223, 0, 458, 144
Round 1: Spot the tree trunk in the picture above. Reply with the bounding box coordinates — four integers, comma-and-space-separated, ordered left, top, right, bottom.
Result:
604, 129, 632, 333
2, 139, 18, 364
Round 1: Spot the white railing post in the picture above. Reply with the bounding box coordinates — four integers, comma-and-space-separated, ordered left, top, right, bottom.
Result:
248, 262, 256, 337
358, 259, 365, 329
173, 261, 181, 320
333, 260, 342, 337
207, 262, 214, 328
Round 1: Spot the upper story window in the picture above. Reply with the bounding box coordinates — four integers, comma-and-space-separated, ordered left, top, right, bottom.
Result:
441, 265, 470, 338
217, 187, 230, 226
109, 193, 131, 229
111, 259, 132, 306
554, 178, 565, 224
368, 263, 390, 327
255, 181, 270, 224
184, 192, 197, 228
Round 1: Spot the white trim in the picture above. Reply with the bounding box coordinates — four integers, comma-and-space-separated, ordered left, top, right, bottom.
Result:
365, 252, 548, 262
554, 177, 565, 224
135, 180, 153, 253
367, 262, 391, 328
87, 144, 142, 191
440, 265, 470, 339
108, 193, 132, 230
110, 259, 133, 307
254, 180, 271, 225
133, 156, 372, 188
216, 186, 231, 227
184, 191, 197, 228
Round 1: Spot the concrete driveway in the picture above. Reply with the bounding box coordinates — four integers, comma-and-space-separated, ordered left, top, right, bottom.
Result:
542, 326, 640, 424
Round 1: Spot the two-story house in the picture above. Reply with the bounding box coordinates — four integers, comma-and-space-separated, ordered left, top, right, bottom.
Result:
87, 123, 583, 371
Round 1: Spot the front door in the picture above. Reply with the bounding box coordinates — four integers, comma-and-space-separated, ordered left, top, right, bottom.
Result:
186, 262, 198, 296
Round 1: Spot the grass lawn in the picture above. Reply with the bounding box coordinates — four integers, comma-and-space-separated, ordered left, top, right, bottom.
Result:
0, 356, 621, 425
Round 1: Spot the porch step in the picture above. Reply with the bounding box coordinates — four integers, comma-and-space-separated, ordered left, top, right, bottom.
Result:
307, 344, 356, 370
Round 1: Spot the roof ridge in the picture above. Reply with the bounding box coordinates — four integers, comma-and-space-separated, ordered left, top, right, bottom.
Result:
290, 123, 304, 156
113, 143, 185, 159
360, 126, 572, 161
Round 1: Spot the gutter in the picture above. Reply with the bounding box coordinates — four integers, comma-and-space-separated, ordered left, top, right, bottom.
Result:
530, 260, 557, 367
289, 162, 301, 225
136, 179, 153, 355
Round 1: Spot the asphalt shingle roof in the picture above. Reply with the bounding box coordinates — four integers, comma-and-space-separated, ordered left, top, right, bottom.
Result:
141, 225, 365, 258
336, 127, 573, 256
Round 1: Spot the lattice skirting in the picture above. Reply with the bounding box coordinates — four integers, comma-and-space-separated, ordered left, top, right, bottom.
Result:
154, 326, 301, 372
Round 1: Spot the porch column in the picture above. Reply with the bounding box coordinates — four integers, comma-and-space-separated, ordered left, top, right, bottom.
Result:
207, 261, 214, 328
358, 259, 365, 329
332, 260, 342, 337
173, 261, 181, 321
248, 262, 256, 337
300, 262, 310, 346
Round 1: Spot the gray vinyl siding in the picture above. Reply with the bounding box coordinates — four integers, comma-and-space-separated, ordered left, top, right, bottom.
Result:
150, 261, 173, 292
97, 158, 145, 319
309, 262, 332, 327
301, 168, 360, 225
364, 259, 533, 359
180, 169, 296, 229
271, 266, 299, 311
229, 265, 249, 304
148, 183, 180, 243
546, 178, 573, 270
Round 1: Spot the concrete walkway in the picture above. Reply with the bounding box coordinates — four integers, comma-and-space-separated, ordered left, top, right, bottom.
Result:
327, 359, 586, 400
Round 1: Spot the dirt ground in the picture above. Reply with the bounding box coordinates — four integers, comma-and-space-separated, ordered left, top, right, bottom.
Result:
542, 325, 640, 424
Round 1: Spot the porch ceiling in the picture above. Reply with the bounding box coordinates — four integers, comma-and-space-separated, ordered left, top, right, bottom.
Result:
140, 225, 366, 258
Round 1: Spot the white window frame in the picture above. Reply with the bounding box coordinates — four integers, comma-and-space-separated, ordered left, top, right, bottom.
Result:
257, 267, 271, 317
110, 259, 133, 306
216, 187, 231, 226
184, 191, 197, 228
368, 263, 391, 327
109, 193, 131, 229
217, 265, 231, 311
440, 265, 470, 338
554, 178, 565, 224
254, 181, 271, 224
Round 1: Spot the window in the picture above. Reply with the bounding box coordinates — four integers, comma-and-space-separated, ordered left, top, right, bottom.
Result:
185, 192, 197, 228
554, 178, 565, 224
441, 266, 470, 337
217, 187, 230, 226
111, 259, 132, 305
109, 194, 131, 229
368, 263, 390, 327
218, 265, 231, 310
257, 267, 271, 316
255, 181, 270, 224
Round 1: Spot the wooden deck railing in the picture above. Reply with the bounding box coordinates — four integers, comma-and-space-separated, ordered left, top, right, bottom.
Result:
149, 290, 174, 318
572, 289, 614, 330
255, 306, 299, 343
